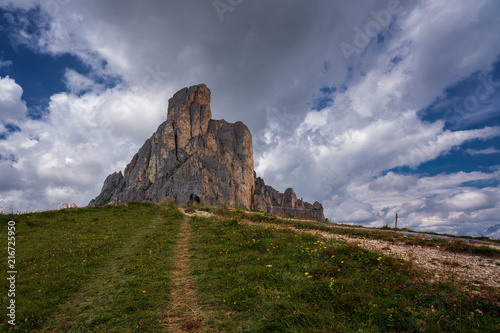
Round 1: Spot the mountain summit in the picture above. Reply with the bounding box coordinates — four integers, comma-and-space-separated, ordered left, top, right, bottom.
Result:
89, 84, 325, 222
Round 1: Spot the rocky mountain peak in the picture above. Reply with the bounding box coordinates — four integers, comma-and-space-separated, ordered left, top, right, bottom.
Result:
167, 84, 212, 153
89, 84, 326, 222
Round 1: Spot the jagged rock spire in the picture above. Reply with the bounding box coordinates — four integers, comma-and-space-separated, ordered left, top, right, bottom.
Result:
89, 84, 325, 222
167, 84, 212, 158
90, 84, 254, 208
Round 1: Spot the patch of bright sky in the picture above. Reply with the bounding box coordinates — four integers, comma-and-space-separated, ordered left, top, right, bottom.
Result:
0, 9, 90, 119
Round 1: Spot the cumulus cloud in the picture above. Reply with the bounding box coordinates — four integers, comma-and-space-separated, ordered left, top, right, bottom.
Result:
446, 191, 495, 211
255, 0, 500, 235
346, 170, 500, 235
0, 76, 27, 120
369, 172, 418, 192
63, 69, 96, 95
0, 83, 169, 211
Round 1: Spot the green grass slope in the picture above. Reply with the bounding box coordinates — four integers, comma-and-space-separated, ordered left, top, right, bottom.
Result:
1, 204, 498, 332
189, 214, 499, 332
1, 203, 182, 332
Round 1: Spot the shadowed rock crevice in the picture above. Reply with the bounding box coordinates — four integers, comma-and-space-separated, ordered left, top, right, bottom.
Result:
89, 84, 325, 222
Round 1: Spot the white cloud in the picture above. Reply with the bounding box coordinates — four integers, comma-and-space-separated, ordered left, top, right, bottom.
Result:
345, 209, 374, 223
0, 76, 27, 120
465, 147, 500, 155
0, 81, 169, 211
256, 0, 500, 236
63, 69, 95, 94
400, 0, 500, 106
0, 1, 499, 237
446, 191, 494, 211
369, 172, 418, 192
257, 106, 498, 197
0, 59, 13, 68
346, 170, 500, 235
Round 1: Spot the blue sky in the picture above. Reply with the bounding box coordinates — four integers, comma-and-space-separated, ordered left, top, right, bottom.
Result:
1, 0, 499, 238
0, 10, 84, 116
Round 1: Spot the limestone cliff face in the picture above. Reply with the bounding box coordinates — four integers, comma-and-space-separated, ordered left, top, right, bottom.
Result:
253, 173, 325, 222
89, 84, 254, 208
89, 84, 326, 222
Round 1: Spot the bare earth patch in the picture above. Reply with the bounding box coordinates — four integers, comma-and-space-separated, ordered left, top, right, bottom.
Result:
243, 220, 500, 290
160, 217, 203, 332
314, 231, 500, 289
181, 208, 213, 218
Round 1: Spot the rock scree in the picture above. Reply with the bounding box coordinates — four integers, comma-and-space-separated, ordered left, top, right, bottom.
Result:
89, 84, 325, 222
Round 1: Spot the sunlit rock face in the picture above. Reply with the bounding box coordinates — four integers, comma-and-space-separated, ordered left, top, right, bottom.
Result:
89, 84, 254, 208
89, 84, 325, 222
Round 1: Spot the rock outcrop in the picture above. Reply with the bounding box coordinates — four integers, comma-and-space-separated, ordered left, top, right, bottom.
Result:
61, 203, 78, 209
253, 173, 325, 222
89, 84, 326, 222
89, 84, 254, 208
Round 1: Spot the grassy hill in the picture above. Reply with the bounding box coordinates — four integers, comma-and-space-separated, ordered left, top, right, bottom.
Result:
1, 203, 499, 332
